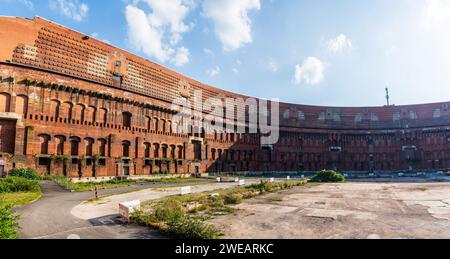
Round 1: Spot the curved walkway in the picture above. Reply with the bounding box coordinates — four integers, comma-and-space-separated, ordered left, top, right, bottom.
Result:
14, 180, 213, 239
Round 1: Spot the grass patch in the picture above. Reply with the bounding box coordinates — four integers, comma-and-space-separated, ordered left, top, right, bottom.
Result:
48, 176, 206, 192
46, 176, 136, 192
0, 175, 42, 240
142, 178, 206, 184
0, 191, 41, 207
132, 179, 308, 239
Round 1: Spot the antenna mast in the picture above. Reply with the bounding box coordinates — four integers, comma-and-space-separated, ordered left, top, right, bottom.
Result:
385, 87, 390, 106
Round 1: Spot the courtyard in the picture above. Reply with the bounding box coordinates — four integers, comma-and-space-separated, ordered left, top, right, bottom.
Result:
209, 180, 450, 239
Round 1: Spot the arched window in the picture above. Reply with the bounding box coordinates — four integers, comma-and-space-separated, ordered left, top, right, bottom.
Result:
211, 149, 216, 160
145, 116, 152, 131
178, 146, 183, 160
39, 134, 51, 155
154, 118, 159, 132
122, 141, 131, 157
55, 136, 66, 155
170, 145, 176, 159
98, 139, 107, 157
0, 93, 11, 112
144, 142, 151, 158
15, 95, 28, 115
70, 137, 81, 156
98, 108, 108, 125
61, 102, 73, 121
122, 112, 132, 128
74, 104, 85, 123
86, 106, 96, 124
50, 100, 61, 119
161, 119, 167, 133
153, 143, 160, 158
85, 138, 94, 156
162, 144, 168, 159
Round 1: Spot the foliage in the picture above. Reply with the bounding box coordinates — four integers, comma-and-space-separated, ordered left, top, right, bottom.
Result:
49, 176, 136, 192
0, 206, 19, 239
0, 191, 41, 208
165, 217, 221, 239
8, 168, 40, 180
310, 170, 346, 183
249, 181, 271, 194
223, 193, 243, 205
0, 177, 40, 193
154, 200, 185, 222
143, 177, 203, 184
53, 155, 70, 164
0, 153, 14, 160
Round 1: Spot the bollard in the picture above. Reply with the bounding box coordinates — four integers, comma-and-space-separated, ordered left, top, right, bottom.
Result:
287, 176, 291, 181
94, 186, 98, 200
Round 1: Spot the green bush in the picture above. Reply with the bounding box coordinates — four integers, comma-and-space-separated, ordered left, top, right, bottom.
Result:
223, 193, 243, 205
248, 181, 271, 193
165, 217, 221, 239
310, 170, 346, 183
154, 200, 185, 222
8, 168, 40, 180
0, 206, 20, 239
0, 177, 40, 193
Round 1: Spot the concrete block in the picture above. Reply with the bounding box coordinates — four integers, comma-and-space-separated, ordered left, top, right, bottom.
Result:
119, 200, 141, 222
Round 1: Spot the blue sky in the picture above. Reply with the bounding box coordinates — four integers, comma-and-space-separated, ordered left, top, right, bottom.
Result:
1, 0, 449, 107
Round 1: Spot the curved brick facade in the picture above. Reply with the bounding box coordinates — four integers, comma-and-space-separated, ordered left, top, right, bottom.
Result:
0, 17, 449, 178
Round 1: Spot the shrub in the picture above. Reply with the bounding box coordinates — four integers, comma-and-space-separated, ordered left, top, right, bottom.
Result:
0, 181, 9, 193
154, 200, 185, 222
164, 217, 221, 239
223, 193, 243, 205
310, 170, 346, 183
0, 177, 40, 193
0, 206, 20, 239
8, 168, 40, 180
248, 181, 271, 194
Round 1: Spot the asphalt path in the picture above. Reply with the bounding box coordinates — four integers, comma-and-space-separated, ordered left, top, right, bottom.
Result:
14, 180, 211, 239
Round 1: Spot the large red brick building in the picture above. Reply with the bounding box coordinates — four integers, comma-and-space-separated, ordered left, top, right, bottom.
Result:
0, 17, 449, 179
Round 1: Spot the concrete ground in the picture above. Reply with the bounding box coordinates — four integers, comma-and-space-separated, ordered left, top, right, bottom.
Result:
209, 181, 450, 239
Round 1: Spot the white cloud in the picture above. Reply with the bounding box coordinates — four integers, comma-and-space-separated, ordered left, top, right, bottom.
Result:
206, 66, 221, 77
173, 47, 190, 67
2, 0, 34, 9
424, 0, 450, 22
327, 34, 352, 53
125, 0, 194, 66
49, 0, 89, 22
293, 57, 325, 85
202, 0, 261, 51
267, 58, 278, 72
